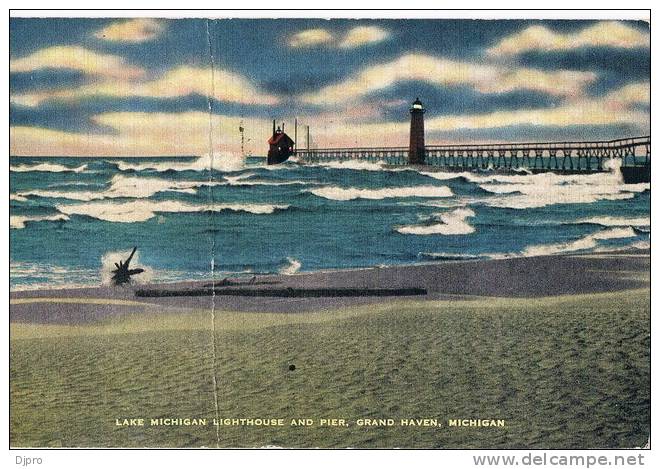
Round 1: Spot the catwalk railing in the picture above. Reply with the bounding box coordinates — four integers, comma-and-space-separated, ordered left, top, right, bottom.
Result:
296, 136, 651, 171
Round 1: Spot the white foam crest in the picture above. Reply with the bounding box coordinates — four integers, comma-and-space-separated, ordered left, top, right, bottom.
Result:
317, 160, 387, 171
419, 252, 483, 260
521, 227, 636, 257
419, 171, 472, 181
10, 162, 88, 173
309, 185, 453, 201
466, 158, 649, 209
223, 173, 313, 186
280, 257, 302, 275
10, 213, 69, 229
10, 194, 28, 202
56, 200, 289, 223
16, 174, 219, 202
396, 208, 476, 235
574, 216, 650, 227
116, 152, 244, 173
420, 227, 644, 261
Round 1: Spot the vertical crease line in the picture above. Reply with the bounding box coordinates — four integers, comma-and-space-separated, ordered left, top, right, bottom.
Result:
205, 18, 221, 449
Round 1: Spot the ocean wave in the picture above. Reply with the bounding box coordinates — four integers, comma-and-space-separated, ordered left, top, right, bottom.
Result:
317, 160, 387, 171
279, 257, 302, 275
10, 213, 70, 229
419, 227, 642, 261
479, 178, 648, 210
10, 194, 28, 202
56, 200, 289, 223
573, 216, 650, 227
16, 174, 219, 202
418, 252, 484, 261
418, 171, 474, 181
223, 173, 314, 187
521, 227, 637, 257
309, 185, 453, 201
10, 162, 88, 173
10, 261, 98, 291
396, 208, 475, 235
115, 152, 244, 173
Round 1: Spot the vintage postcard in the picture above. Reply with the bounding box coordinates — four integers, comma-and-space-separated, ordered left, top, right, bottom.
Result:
9, 13, 650, 449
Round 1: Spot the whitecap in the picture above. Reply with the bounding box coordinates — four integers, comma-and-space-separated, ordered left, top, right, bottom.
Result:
56, 200, 289, 223
10, 213, 70, 229
467, 159, 649, 209
16, 174, 220, 202
418, 252, 484, 261
309, 185, 453, 201
418, 171, 472, 181
223, 173, 314, 187
279, 257, 301, 275
573, 216, 650, 227
396, 208, 475, 235
317, 160, 386, 171
115, 152, 244, 173
10, 162, 88, 173
520, 227, 637, 257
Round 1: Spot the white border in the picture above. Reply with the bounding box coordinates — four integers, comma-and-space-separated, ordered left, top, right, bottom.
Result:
3, 4, 655, 469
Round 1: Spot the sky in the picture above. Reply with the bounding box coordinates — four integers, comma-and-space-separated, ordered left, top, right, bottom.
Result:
9, 17, 650, 157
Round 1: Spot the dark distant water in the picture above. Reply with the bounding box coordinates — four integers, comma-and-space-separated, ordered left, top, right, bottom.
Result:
10, 155, 650, 291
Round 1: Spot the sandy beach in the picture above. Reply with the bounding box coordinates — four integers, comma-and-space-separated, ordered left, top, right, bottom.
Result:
10, 251, 650, 448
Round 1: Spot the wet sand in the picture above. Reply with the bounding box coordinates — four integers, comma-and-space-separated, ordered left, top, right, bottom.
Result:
10, 250, 650, 325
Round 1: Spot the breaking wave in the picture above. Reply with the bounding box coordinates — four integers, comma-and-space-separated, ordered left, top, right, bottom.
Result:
572, 216, 650, 227
115, 152, 244, 173
478, 172, 648, 209
420, 227, 642, 260
309, 185, 453, 201
279, 257, 302, 275
10, 194, 28, 202
10, 213, 70, 229
520, 227, 637, 257
10, 162, 88, 173
396, 208, 476, 235
15, 174, 220, 202
223, 173, 314, 187
316, 160, 387, 171
56, 200, 289, 223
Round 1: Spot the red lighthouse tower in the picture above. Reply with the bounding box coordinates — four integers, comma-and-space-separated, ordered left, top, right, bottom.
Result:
408, 97, 426, 165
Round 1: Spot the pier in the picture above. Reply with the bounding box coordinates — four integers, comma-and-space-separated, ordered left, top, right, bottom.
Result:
292, 99, 650, 180
297, 136, 650, 173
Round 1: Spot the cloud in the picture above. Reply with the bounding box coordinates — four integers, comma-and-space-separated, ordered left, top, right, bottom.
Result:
288, 25, 390, 49
10, 112, 274, 157
11, 65, 279, 107
94, 18, 164, 43
339, 26, 390, 48
424, 82, 649, 132
300, 53, 596, 105
10, 46, 145, 80
486, 21, 649, 57
9, 80, 649, 157
9, 108, 405, 157
288, 28, 334, 47
609, 82, 649, 105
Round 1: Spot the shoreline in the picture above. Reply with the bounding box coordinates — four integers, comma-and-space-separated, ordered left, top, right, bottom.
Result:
10, 249, 650, 325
